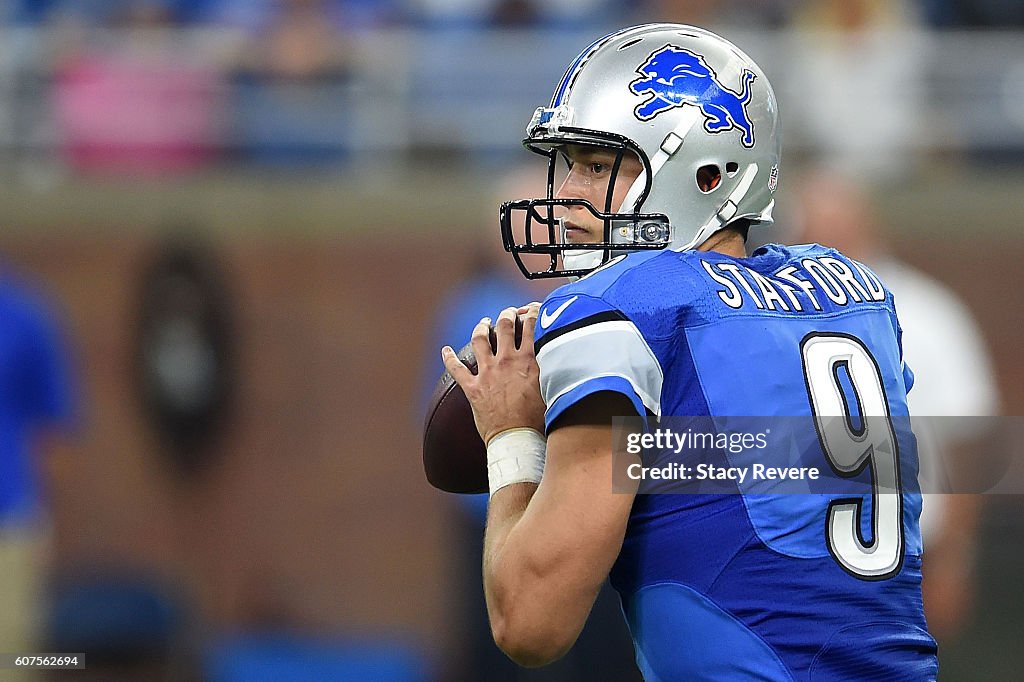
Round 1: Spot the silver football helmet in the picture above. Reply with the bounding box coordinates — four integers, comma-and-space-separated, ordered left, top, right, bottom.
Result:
500, 23, 781, 279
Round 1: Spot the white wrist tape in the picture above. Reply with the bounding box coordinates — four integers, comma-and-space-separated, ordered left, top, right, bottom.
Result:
486, 428, 547, 496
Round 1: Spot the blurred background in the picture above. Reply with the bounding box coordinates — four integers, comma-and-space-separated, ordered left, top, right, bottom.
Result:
0, 0, 1020, 680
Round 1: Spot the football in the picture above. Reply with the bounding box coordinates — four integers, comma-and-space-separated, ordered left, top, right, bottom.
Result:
423, 317, 524, 494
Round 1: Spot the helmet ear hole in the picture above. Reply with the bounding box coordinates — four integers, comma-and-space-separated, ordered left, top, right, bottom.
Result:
726, 162, 739, 176
696, 165, 722, 193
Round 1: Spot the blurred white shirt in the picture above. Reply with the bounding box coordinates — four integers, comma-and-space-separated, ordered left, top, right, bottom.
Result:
873, 258, 999, 544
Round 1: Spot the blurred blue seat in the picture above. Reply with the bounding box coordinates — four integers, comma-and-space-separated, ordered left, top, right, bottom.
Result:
46, 575, 185, 662
206, 632, 428, 682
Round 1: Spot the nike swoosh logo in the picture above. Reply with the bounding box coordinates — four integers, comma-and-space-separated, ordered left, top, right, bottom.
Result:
540, 295, 579, 329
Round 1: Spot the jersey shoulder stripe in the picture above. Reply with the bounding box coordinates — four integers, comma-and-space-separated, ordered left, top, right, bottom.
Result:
535, 291, 619, 341
534, 288, 664, 429
537, 317, 664, 418
535, 309, 627, 354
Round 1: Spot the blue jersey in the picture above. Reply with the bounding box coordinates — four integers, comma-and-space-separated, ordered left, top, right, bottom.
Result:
0, 271, 75, 522
533, 244, 937, 681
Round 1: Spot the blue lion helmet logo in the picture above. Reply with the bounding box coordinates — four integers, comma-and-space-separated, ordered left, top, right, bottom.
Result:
629, 45, 756, 148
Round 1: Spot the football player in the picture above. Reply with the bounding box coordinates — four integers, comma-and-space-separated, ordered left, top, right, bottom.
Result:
442, 24, 938, 680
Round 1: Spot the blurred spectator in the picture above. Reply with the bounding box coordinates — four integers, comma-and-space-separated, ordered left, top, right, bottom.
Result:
527, 0, 613, 29
420, 167, 640, 680
225, 0, 361, 166
204, 0, 399, 33
50, 1, 225, 175
0, 0, 52, 24
489, 0, 540, 27
5, 0, 257, 26
42, 1, 171, 25
411, 0, 610, 29
227, 0, 354, 81
633, 0, 795, 29
787, 0, 930, 180
920, 0, 1024, 28
0, 262, 77, 658
790, 167, 1000, 645
406, 0, 500, 28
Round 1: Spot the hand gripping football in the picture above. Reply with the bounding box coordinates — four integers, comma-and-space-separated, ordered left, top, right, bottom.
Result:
422, 318, 524, 493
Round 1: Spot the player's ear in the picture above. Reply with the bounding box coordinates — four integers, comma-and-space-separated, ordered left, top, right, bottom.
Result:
696, 165, 722, 192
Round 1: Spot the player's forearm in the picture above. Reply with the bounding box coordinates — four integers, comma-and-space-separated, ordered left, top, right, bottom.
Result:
483, 482, 558, 665
483, 482, 595, 666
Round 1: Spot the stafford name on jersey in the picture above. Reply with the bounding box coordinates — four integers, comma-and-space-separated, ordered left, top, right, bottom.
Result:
700, 254, 886, 312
